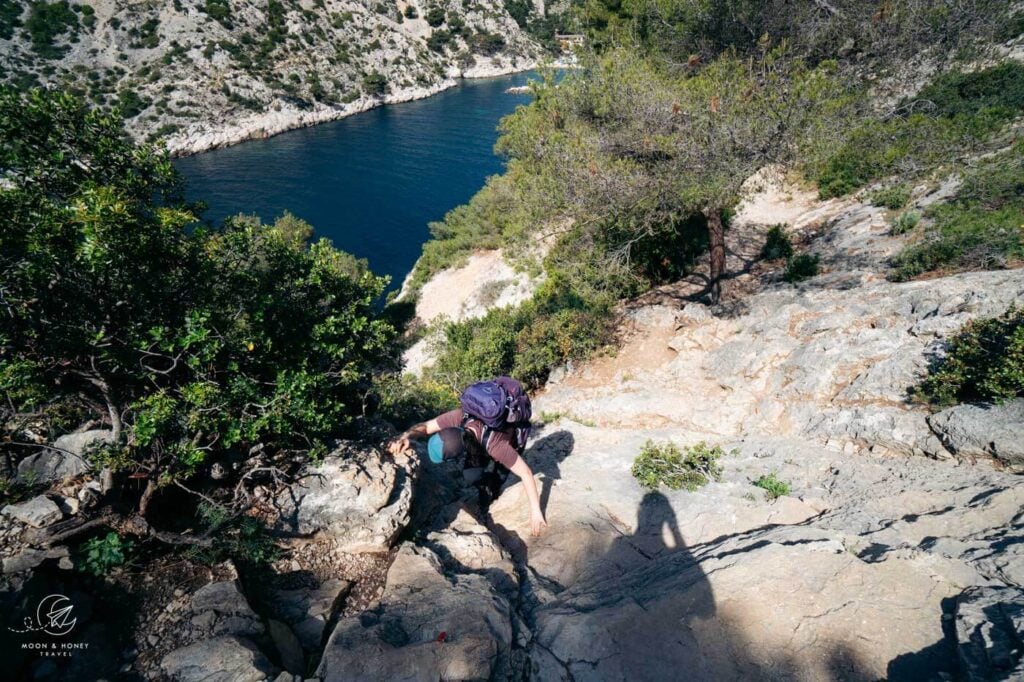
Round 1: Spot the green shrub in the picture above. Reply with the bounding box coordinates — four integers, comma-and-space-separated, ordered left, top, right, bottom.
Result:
631, 440, 724, 491
469, 31, 506, 55
403, 5, 417, 18
752, 472, 791, 500
890, 210, 921, 235
760, 224, 793, 261
868, 184, 911, 210
80, 531, 132, 575
0, 1, 23, 40
25, 0, 80, 58
916, 306, 1024, 407
425, 6, 446, 26
0, 88, 394, 491
783, 253, 819, 282
362, 71, 388, 96
203, 0, 231, 27
426, 28, 451, 51
912, 62, 1024, 119
428, 275, 615, 391
375, 374, 458, 429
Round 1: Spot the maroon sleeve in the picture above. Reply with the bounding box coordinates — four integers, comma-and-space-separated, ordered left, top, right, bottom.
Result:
485, 433, 520, 469
434, 409, 464, 430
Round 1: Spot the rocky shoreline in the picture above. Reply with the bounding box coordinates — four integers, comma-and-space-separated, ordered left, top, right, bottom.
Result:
165, 60, 538, 158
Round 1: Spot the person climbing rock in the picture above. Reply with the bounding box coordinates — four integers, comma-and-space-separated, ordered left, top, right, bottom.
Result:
387, 376, 548, 536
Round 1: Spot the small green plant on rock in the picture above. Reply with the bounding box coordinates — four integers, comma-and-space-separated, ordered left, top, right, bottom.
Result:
868, 184, 911, 210
783, 253, 820, 283
752, 472, 791, 500
632, 440, 724, 491
760, 224, 793, 261
80, 531, 132, 575
890, 210, 921, 235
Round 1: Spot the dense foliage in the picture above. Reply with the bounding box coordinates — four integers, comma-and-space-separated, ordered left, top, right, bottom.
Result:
917, 307, 1024, 407
0, 88, 393, 506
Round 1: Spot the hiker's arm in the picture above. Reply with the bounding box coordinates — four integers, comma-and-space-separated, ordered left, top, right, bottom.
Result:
387, 418, 440, 455
509, 455, 547, 536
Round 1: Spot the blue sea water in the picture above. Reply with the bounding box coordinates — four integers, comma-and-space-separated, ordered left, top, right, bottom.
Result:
175, 72, 537, 291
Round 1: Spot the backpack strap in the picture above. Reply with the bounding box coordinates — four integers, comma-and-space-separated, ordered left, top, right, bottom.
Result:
461, 411, 496, 454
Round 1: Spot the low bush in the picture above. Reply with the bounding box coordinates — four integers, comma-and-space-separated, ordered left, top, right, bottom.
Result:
784, 253, 819, 282
203, 0, 232, 27
752, 472, 791, 500
890, 210, 921, 235
916, 306, 1024, 407
425, 6, 446, 26
760, 224, 793, 261
25, 0, 80, 59
632, 440, 724, 491
375, 374, 458, 429
1, 1, 23, 40
868, 184, 911, 210
362, 71, 388, 96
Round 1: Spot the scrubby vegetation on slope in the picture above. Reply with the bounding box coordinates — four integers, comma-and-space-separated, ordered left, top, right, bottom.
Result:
0, 87, 393, 514
395, 0, 1023, 406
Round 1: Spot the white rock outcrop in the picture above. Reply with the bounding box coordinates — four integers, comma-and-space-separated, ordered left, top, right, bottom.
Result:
271, 444, 415, 553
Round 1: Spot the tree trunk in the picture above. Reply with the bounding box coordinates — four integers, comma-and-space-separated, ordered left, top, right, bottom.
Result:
138, 478, 157, 515
706, 208, 726, 303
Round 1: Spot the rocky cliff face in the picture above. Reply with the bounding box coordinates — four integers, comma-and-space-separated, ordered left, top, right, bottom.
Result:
0, 0, 538, 154
318, 176, 1024, 680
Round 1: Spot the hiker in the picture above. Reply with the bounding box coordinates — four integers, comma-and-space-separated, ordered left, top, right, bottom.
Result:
387, 376, 548, 536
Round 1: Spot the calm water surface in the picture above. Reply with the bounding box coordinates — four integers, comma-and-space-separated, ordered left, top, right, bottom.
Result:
176, 72, 537, 289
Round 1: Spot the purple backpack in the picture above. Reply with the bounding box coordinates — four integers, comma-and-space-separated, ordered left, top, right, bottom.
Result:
460, 376, 532, 452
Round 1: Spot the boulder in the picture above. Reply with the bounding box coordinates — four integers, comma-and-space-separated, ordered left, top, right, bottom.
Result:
160, 635, 276, 682
16, 448, 90, 483
424, 505, 517, 596
272, 445, 414, 553
267, 578, 351, 652
316, 543, 514, 681
191, 580, 260, 619
2, 495, 62, 528
267, 618, 305, 674
2, 546, 70, 574
928, 400, 1024, 472
53, 429, 114, 456
955, 586, 1024, 681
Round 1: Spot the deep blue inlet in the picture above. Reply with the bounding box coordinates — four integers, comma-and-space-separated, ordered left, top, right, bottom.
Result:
176, 71, 537, 290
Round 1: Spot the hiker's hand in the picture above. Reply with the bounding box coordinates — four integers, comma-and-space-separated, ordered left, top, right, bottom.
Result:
530, 511, 548, 537
388, 434, 412, 456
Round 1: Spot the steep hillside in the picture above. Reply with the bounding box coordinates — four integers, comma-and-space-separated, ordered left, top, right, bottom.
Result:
323, 172, 1024, 681
0, 0, 539, 153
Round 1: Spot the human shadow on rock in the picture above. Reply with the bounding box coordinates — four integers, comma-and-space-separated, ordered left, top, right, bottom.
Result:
518, 428, 574, 517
